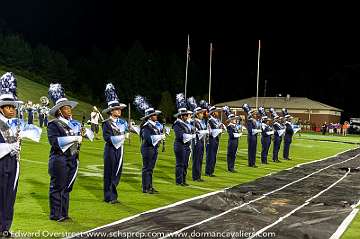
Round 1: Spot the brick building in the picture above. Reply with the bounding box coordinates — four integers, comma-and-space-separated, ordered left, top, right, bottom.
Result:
215, 96, 343, 129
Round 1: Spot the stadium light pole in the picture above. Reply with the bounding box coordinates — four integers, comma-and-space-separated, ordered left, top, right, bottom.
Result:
256, 40, 261, 109
208, 42, 213, 104
184, 34, 190, 99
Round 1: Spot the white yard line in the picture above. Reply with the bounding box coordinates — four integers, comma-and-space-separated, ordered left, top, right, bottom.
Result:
68, 148, 358, 239
329, 199, 360, 239
248, 168, 351, 239
159, 151, 359, 239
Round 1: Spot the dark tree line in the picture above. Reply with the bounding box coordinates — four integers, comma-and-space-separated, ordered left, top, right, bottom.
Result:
0, 32, 208, 121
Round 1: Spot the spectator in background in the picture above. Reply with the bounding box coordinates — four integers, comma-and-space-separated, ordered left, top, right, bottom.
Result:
343, 121, 349, 136
328, 123, 334, 135
90, 106, 101, 139
336, 123, 342, 135
321, 122, 327, 135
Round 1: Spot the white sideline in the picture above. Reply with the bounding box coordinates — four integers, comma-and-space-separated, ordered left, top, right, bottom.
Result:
66, 188, 231, 239
160, 150, 360, 239
67, 147, 358, 239
247, 169, 352, 239
329, 200, 360, 239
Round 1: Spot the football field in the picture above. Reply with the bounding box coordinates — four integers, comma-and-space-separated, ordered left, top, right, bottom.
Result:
12, 130, 360, 238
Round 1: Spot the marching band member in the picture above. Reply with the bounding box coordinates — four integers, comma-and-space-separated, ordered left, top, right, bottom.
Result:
47, 83, 90, 221
187, 97, 208, 182
26, 101, 35, 125
243, 104, 261, 168
134, 95, 164, 194
39, 96, 50, 128
223, 106, 241, 172
269, 108, 284, 163
282, 108, 294, 160
102, 83, 127, 204
205, 104, 224, 177
258, 107, 274, 164
173, 93, 193, 186
0, 72, 41, 237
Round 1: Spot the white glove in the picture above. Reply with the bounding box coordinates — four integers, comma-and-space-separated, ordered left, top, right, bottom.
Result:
125, 133, 130, 139
76, 136, 83, 143
9, 142, 20, 153
161, 134, 166, 140
9, 142, 20, 157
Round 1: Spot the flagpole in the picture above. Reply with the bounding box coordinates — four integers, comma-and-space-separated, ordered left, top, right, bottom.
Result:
256, 40, 261, 109
184, 34, 190, 99
208, 43, 213, 104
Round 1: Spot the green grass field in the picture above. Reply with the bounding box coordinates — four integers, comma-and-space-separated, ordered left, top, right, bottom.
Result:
1, 70, 358, 238
10, 130, 358, 238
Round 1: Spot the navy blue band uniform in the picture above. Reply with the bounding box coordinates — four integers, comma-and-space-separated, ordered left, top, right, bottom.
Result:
173, 93, 193, 185
243, 104, 259, 167
0, 72, 41, 234
258, 107, 273, 164
269, 108, 283, 162
260, 122, 273, 164
247, 118, 259, 167
140, 120, 163, 193
102, 117, 128, 202
134, 95, 163, 193
47, 118, 81, 220
205, 114, 222, 176
187, 97, 208, 182
173, 118, 192, 185
0, 115, 20, 233
102, 83, 128, 203
226, 122, 240, 171
282, 108, 294, 160
223, 105, 240, 172
191, 118, 207, 180
272, 122, 283, 162
204, 104, 223, 177
47, 83, 80, 221
26, 105, 34, 125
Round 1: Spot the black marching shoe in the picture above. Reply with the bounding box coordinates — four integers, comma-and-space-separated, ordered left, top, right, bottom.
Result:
194, 178, 204, 182
110, 199, 120, 204
149, 188, 159, 194
176, 182, 189, 186
57, 217, 67, 222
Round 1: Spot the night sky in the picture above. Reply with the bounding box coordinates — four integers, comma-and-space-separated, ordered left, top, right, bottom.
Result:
1, 1, 359, 119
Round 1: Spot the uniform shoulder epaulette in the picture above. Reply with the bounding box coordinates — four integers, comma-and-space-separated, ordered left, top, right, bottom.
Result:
48, 119, 60, 124
102, 118, 111, 124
